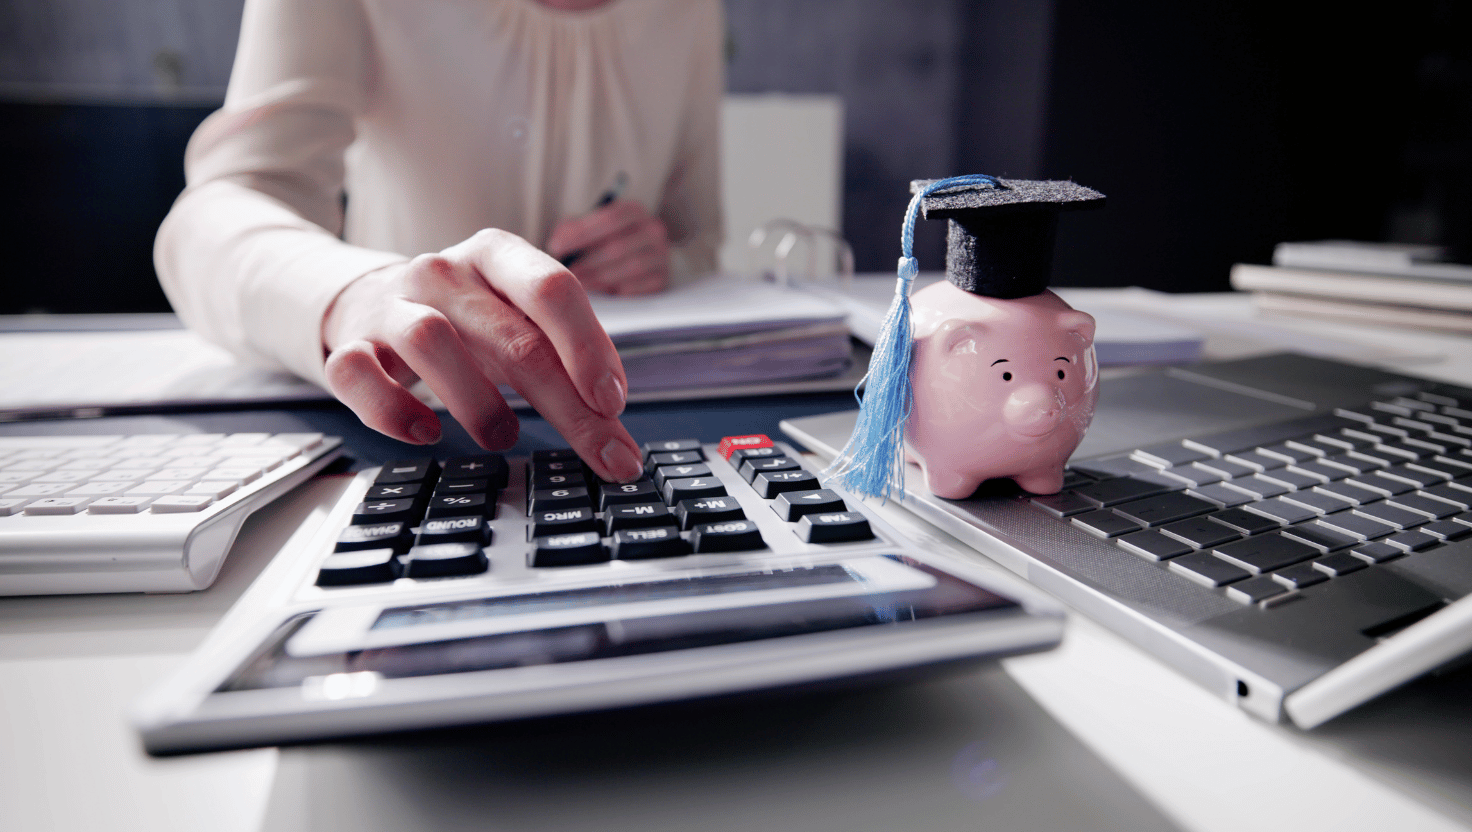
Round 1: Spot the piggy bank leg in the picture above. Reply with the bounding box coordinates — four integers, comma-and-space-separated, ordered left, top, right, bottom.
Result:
1013, 468, 1066, 496
923, 464, 983, 500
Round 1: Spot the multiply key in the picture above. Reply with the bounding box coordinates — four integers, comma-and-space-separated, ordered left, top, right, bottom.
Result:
772, 489, 845, 521
752, 469, 819, 498
366, 482, 421, 500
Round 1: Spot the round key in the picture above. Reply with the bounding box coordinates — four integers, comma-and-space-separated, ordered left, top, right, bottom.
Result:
416, 515, 490, 546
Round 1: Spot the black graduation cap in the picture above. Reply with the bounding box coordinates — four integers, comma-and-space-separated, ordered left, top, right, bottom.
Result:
912, 178, 1106, 299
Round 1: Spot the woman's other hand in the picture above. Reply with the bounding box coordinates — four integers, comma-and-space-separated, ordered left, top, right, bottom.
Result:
545, 199, 671, 296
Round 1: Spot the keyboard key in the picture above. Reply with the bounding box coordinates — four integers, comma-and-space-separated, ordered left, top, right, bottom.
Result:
205, 466, 263, 485
641, 438, 701, 459
151, 495, 215, 513
1258, 443, 1319, 464
1159, 516, 1242, 548
1312, 552, 1367, 577
605, 503, 677, 534
675, 496, 745, 530
647, 451, 705, 472
717, 434, 773, 460
426, 493, 493, 520
1319, 511, 1397, 540
1213, 534, 1318, 574
529, 507, 598, 538
1351, 542, 1404, 563
10, 483, 75, 498
1070, 456, 1157, 480
1271, 563, 1328, 590
1209, 507, 1281, 535
23, 497, 90, 515
1244, 497, 1318, 525
86, 496, 151, 514
599, 481, 662, 510
1223, 450, 1288, 472
1386, 493, 1460, 520
1279, 490, 1353, 515
1131, 442, 1210, 468
335, 522, 412, 553
185, 481, 239, 499
1190, 458, 1257, 479
530, 487, 592, 513
1377, 464, 1448, 488
1256, 468, 1321, 491
1286, 461, 1351, 483
375, 458, 439, 484
663, 477, 727, 505
1169, 552, 1251, 587
1158, 464, 1223, 487
690, 520, 765, 552
771, 489, 846, 521
402, 542, 489, 578
1227, 575, 1291, 604
1278, 522, 1358, 553
1223, 475, 1290, 500
1029, 491, 1097, 518
433, 479, 490, 497
65, 482, 132, 497
739, 456, 802, 482
1385, 531, 1439, 552
1312, 480, 1384, 505
367, 482, 422, 501
796, 512, 874, 544
353, 497, 419, 525
1345, 473, 1415, 497
530, 470, 587, 490
1186, 483, 1254, 507
1111, 492, 1216, 527
442, 455, 509, 488
1072, 477, 1171, 507
531, 532, 609, 566
731, 446, 784, 464
1420, 520, 1472, 541
653, 464, 712, 489
752, 469, 821, 499
1412, 458, 1472, 480
1119, 529, 1194, 561
1071, 510, 1143, 539
612, 526, 691, 559
1354, 502, 1429, 530
1321, 454, 1383, 475
316, 549, 401, 586
416, 516, 490, 546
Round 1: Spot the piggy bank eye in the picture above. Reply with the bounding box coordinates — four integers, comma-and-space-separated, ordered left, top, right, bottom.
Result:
1001, 371, 1012, 382
1057, 369, 1066, 380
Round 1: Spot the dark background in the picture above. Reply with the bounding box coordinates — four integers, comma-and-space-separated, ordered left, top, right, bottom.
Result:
1, 0, 1467, 313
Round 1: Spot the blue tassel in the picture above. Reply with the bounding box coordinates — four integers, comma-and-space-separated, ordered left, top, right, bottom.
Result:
826, 174, 1000, 501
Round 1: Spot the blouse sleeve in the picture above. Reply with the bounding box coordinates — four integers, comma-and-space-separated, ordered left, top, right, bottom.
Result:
659, 0, 725, 280
153, 0, 407, 388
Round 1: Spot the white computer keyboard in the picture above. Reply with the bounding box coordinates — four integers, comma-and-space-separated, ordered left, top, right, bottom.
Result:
0, 431, 343, 595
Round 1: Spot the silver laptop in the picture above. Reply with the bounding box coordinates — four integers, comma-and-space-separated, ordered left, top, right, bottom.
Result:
783, 352, 1472, 729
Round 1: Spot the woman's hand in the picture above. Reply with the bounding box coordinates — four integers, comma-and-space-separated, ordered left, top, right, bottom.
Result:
321, 228, 644, 482
545, 199, 671, 296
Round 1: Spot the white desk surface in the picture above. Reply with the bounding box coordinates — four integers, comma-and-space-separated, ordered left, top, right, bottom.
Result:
4, 290, 1472, 832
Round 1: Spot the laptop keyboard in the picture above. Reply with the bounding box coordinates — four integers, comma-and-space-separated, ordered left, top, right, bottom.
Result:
1034, 392, 1472, 606
315, 434, 877, 589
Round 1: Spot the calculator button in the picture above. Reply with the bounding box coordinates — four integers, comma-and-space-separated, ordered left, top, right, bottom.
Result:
795, 512, 873, 544
771, 489, 846, 521
532, 448, 580, 464
599, 481, 661, 510
353, 498, 419, 525
612, 527, 691, 560
433, 479, 490, 497
690, 520, 765, 552
641, 439, 701, 459
718, 434, 772, 460
653, 463, 712, 489
663, 477, 727, 505
426, 493, 493, 520
375, 458, 439, 484
367, 482, 422, 500
605, 503, 677, 534
675, 496, 745, 530
529, 487, 592, 513
531, 532, 609, 566
415, 516, 491, 546
646, 451, 704, 473
530, 470, 587, 490
335, 522, 412, 553
530, 507, 599, 538
752, 469, 821, 499
317, 548, 401, 586
442, 454, 508, 488
401, 543, 489, 578
738, 456, 801, 483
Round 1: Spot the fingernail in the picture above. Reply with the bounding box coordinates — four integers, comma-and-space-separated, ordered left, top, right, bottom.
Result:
594, 372, 626, 417
486, 418, 519, 450
410, 419, 441, 445
600, 438, 642, 482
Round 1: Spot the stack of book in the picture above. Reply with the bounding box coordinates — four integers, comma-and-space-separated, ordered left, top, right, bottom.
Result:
1230, 241, 1472, 332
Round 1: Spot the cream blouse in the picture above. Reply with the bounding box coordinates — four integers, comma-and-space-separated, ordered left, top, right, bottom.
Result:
155, 0, 724, 387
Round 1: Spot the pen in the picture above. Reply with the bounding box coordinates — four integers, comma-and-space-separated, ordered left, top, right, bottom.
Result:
560, 171, 628, 267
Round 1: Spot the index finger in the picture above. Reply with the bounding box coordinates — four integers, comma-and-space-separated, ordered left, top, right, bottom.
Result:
546, 200, 649, 260
446, 229, 628, 421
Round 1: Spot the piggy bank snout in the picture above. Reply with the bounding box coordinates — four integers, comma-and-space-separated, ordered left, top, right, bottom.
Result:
1002, 383, 1065, 437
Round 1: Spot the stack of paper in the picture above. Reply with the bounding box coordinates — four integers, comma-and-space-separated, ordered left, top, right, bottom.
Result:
1230, 241, 1472, 333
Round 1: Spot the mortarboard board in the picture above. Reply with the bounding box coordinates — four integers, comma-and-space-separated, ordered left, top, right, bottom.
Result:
825, 174, 1106, 501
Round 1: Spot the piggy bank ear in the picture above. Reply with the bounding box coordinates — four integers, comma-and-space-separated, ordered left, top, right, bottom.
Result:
935, 319, 989, 356
1057, 310, 1096, 346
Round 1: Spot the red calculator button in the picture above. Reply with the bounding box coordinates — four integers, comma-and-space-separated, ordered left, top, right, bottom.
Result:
718, 434, 773, 460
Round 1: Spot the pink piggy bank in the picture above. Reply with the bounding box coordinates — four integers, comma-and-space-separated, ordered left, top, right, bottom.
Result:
906, 282, 1098, 499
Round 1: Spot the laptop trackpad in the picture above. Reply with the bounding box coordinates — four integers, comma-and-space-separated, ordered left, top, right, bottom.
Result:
1073, 370, 1312, 460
